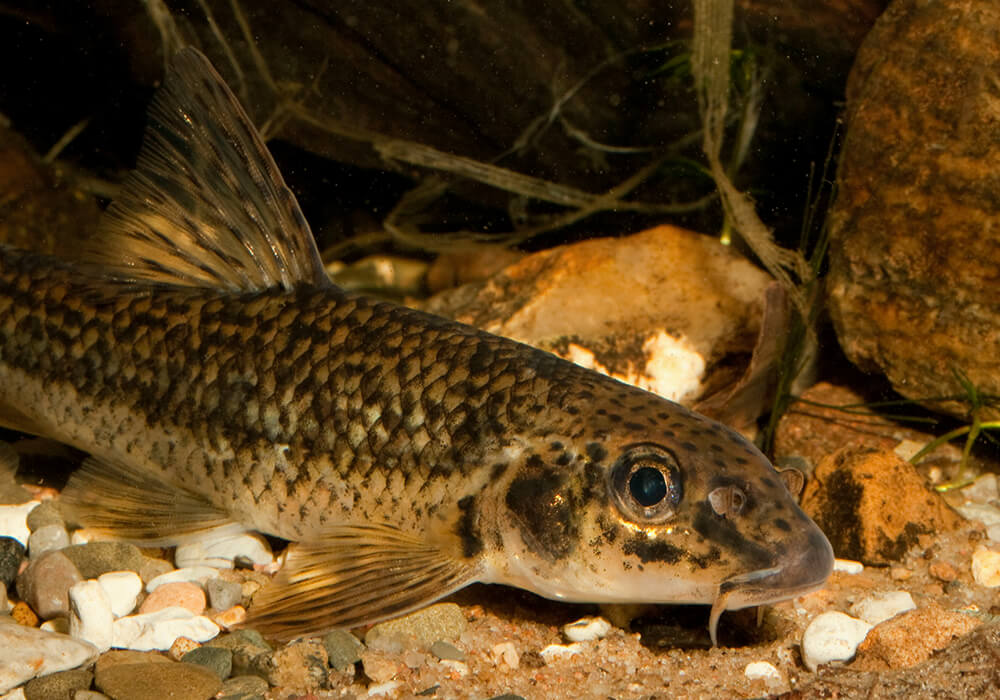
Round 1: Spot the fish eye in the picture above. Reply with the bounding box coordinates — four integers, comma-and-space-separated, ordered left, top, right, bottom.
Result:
610, 445, 683, 523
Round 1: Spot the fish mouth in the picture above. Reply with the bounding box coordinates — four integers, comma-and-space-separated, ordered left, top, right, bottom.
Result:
708, 528, 834, 645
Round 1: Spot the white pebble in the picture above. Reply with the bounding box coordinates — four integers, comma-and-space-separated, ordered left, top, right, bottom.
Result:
112, 606, 219, 650
971, 548, 1000, 588
174, 531, 273, 569
744, 661, 782, 682
539, 642, 583, 663
0, 501, 41, 546
438, 660, 468, 677
892, 439, 924, 461
146, 566, 220, 592
490, 641, 519, 668
97, 571, 143, 618
801, 611, 873, 672
850, 591, 916, 625
367, 681, 402, 697
955, 503, 1000, 528
0, 623, 99, 694
961, 473, 999, 503
562, 616, 612, 642
987, 524, 1000, 543
68, 580, 114, 653
833, 558, 864, 574
0, 688, 26, 700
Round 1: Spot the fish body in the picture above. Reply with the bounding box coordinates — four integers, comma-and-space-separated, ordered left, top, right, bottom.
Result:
0, 49, 833, 641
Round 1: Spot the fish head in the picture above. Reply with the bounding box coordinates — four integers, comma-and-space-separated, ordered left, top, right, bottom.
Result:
486, 388, 833, 640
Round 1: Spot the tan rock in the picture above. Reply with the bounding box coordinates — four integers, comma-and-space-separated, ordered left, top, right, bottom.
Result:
138, 581, 206, 616
801, 448, 965, 564
11, 600, 38, 627
423, 225, 771, 404
828, 0, 1000, 421
852, 603, 980, 670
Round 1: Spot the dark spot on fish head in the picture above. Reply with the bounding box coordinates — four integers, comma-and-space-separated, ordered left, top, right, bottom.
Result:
455, 495, 483, 558
585, 442, 607, 464
623, 536, 684, 564
505, 466, 577, 562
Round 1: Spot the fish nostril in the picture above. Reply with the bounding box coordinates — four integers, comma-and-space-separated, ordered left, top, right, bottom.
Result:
708, 485, 746, 518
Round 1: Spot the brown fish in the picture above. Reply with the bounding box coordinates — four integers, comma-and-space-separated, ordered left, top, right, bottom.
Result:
0, 48, 832, 642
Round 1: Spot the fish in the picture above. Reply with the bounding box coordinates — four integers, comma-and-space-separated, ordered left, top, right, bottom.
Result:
0, 48, 833, 643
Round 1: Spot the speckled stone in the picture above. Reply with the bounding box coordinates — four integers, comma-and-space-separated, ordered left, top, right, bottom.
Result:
60, 542, 143, 579
217, 674, 268, 700
207, 629, 272, 677
23, 668, 93, 700
254, 638, 329, 689
137, 557, 174, 585
138, 581, 206, 616
206, 577, 242, 611
365, 603, 468, 650
0, 536, 26, 587
16, 549, 83, 620
324, 629, 364, 671
27, 523, 70, 559
94, 652, 221, 700
25, 501, 64, 532
182, 645, 233, 680
11, 600, 39, 626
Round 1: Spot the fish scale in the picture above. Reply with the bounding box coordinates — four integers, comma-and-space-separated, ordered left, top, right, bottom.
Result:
0, 47, 833, 641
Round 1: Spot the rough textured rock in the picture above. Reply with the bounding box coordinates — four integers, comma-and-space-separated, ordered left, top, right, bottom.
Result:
828, 0, 1000, 420
94, 650, 221, 700
800, 449, 965, 565
851, 603, 981, 670
23, 668, 94, 700
424, 226, 772, 405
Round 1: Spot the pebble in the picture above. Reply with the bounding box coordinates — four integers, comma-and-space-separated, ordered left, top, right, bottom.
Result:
800, 611, 873, 671
217, 674, 269, 700
168, 636, 201, 661
429, 640, 465, 662
0, 501, 42, 546
212, 605, 246, 629
0, 538, 25, 587
0, 688, 25, 700
97, 571, 143, 618
929, 560, 958, 582
69, 580, 115, 653
206, 630, 272, 676
11, 601, 38, 627
0, 622, 99, 693
137, 557, 174, 585
22, 668, 93, 699
25, 502, 64, 532
26, 524, 69, 559
94, 655, 222, 700
744, 660, 784, 687
440, 659, 469, 677
146, 566, 220, 592
853, 602, 980, 669
138, 581, 206, 615
324, 629, 365, 671
539, 642, 584, 663
112, 607, 220, 651
971, 548, 1000, 587
367, 680, 402, 697
61, 543, 143, 579
361, 651, 401, 683
850, 590, 916, 625
16, 550, 83, 619
364, 603, 467, 649
206, 577, 243, 610
182, 645, 233, 680
73, 692, 111, 700
174, 532, 273, 570
491, 641, 520, 668
259, 638, 329, 689
833, 558, 864, 574
562, 616, 612, 642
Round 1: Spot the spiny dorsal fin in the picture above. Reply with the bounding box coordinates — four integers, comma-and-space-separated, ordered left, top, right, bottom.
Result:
84, 47, 329, 292
245, 523, 477, 641
60, 455, 246, 546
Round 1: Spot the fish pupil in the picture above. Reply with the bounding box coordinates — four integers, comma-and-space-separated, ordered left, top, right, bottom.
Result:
630, 467, 667, 507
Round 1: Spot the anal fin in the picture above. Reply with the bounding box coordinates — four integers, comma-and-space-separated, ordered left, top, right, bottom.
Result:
245, 523, 477, 641
60, 455, 246, 546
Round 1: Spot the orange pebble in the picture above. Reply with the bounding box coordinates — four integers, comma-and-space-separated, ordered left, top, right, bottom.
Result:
138, 581, 206, 615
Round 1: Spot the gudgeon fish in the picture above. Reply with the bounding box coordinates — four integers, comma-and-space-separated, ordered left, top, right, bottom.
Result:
0, 48, 833, 641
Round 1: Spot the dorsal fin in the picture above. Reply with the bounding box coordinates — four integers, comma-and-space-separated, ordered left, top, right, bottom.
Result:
84, 47, 330, 292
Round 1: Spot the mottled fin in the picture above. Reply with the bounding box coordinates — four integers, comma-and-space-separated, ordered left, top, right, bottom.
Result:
245, 523, 476, 641
60, 455, 246, 546
84, 47, 329, 292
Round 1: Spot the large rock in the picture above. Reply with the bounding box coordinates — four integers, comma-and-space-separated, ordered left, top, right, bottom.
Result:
828, 0, 1000, 420
423, 225, 773, 405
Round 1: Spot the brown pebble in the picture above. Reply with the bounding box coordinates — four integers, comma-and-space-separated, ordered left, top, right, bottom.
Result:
889, 566, 913, 581
929, 560, 958, 582
139, 581, 206, 615
852, 603, 981, 669
11, 600, 39, 626
168, 636, 201, 661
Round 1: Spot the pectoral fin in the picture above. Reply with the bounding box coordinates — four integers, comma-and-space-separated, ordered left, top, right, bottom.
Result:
245, 523, 477, 641
60, 456, 246, 546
